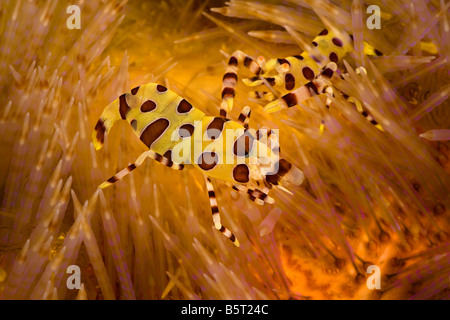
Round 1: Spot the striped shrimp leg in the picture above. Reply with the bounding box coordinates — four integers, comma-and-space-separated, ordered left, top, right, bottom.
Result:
205, 177, 240, 247
351, 97, 384, 131
231, 184, 274, 206
98, 150, 183, 189
237, 106, 251, 129
221, 50, 263, 117
342, 67, 384, 131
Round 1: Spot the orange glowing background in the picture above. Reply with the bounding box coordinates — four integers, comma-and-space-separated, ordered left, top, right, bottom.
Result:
0, 0, 448, 300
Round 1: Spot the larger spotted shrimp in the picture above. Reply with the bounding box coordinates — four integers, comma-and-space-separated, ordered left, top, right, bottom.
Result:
93, 83, 304, 246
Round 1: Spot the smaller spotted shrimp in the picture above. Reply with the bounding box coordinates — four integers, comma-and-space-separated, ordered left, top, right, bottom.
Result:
220, 28, 384, 130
